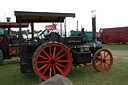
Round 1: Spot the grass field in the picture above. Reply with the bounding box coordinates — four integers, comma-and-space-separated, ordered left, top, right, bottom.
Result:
103, 44, 128, 50
0, 44, 128, 85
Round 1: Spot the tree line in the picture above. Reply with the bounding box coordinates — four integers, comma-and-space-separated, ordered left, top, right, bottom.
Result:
11, 30, 42, 34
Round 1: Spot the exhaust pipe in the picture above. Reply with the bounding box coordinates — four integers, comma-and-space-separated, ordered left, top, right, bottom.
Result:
76, 21, 78, 31
91, 10, 96, 42
6, 17, 11, 34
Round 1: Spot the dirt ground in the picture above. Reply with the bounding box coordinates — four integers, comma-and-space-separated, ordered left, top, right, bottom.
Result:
110, 50, 128, 60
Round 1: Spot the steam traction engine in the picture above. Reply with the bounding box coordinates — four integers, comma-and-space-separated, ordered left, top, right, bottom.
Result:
0, 22, 29, 61
15, 11, 113, 80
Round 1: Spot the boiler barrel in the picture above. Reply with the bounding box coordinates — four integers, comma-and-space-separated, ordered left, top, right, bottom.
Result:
87, 42, 102, 54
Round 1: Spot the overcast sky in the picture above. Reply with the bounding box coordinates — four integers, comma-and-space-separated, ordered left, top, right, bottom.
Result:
0, 0, 128, 32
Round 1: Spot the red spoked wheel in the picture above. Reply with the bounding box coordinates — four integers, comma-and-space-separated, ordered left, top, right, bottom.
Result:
32, 42, 72, 80
92, 49, 113, 72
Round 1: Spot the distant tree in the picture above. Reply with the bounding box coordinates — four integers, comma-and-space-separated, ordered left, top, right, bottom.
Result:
11, 30, 18, 34
11, 30, 42, 34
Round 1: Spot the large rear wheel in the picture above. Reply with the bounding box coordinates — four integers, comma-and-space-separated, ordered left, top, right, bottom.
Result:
93, 49, 113, 72
32, 42, 72, 80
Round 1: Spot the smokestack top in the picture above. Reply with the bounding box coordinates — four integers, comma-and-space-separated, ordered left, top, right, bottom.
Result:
6, 17, 11, 22
91, 10, 96, 18
6, 17, 11, 19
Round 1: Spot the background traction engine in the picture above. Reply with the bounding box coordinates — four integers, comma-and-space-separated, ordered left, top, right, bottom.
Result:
0, 22, 29, 61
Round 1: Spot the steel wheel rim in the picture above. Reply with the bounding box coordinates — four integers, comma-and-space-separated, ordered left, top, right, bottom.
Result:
94, 49, 113, 71
34, 43, 72, 80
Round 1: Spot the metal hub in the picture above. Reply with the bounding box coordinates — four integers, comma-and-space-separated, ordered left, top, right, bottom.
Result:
50, 59, 56, 65
103, 59, 106, 63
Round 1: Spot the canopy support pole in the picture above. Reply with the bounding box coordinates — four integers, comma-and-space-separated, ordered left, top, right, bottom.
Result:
31, 22, 34, 39
60, 22, 62, 37
64, 18, 67, 45
18, 16, 23, 44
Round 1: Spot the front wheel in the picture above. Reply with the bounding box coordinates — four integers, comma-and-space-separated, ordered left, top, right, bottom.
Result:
92, 49, 113, 72
32, 42, 72, 80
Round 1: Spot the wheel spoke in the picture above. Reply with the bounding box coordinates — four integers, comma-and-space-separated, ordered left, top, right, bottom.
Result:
58, 60, 70, 63
37, 61, 49, 64
53, 46, 56, 58
106, 59, 111, 61
42, 65, 50, 75
104, 51, 106, 58
43, 50, 50, 58
55, 49, 63, 58
56, 63, 66, 68
96, 62, 102, 68
53, 65, 56, 75
56, 53, 66, 60
100, 62, 102, 69
38, 55, 48, 60
49, 67, 52, 78
100, 51, 102, 58
105, 62, 110, 66
95, 60, 100, 63
104, 63, 107, 69
104, 53, 109, 59
38, 64, 48, 71
55, 65, 63, 75
96, 55, 102, 60
49, 45, 52, 57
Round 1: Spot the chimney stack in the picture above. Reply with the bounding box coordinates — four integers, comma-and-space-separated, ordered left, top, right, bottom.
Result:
91, 10, 96, 42
76, 21, 78, 31
6, 17, 11, 34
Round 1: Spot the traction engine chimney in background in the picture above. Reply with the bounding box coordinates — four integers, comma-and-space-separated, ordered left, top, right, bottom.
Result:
91, 10, 96, 42
6, 17, 11, 34
76, 21, 78, 31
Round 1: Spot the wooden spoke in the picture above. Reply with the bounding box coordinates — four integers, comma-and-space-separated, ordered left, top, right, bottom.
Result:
56, 53, 66, 60
53, 65, 56, 75
58, 60, 70, 63
55, 49, 63, 58
37, 61, 49, 64
43, 50, 50, 58
49, 67, 52, 78
42, 65, 50, 75
55, 65, 64, 75
56, 63, 66, 68
38, 55, 48, 60
38, 64, 48, 71
53, 46, 56, 58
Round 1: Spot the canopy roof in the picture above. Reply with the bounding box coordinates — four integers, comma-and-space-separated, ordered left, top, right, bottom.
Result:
14, 11, 75, 23
0, 22, 29, 28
